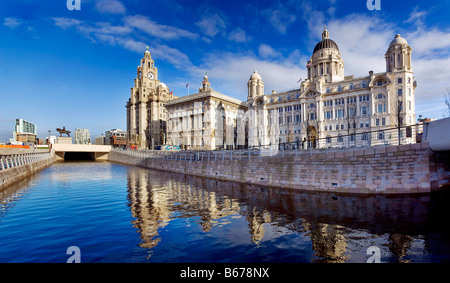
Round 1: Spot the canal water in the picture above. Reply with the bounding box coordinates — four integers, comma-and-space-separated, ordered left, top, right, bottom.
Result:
1, 161, 450, 263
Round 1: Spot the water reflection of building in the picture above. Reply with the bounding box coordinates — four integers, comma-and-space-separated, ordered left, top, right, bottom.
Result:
126, 167, 431, 262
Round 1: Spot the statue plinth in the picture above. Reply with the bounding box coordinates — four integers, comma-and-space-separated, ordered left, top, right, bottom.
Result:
55, 137, 72, 144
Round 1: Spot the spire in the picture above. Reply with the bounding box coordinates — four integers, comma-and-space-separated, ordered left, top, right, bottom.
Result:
322, 26, 329, 40
199, 74, 211, 92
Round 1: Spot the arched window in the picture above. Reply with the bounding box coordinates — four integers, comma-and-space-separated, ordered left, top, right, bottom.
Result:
349, 84, 354, 90
326, 136, 332, 144
278, 96, 282, 102
377, 131, 385, 140
361, 81, 367, 88
296, 92, 300, 99
337, 85, 342, 92
287, 94, 291, 100
326, 88, 331, 94
362, 133, 369, 141
377, 93, 385, 99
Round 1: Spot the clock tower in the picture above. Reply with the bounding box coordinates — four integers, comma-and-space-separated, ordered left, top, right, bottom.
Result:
126, 47, 174, 149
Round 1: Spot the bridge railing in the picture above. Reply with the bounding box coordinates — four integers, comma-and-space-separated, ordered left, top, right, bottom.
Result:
0, 152, 53, 171
113, 123, 428, 162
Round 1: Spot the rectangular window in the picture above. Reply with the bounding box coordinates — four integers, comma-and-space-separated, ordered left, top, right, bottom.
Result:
398, 88, 403, 96
286, 116, 292, 124
376, 118, 380, 126
382, 118, 386, 125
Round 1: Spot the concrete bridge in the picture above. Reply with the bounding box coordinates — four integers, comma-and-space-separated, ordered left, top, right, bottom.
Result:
52, 144, 112, 161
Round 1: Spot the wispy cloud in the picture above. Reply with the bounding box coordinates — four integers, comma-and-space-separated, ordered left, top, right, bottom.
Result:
95, 0, 126, 15
195, 13, 227, 37
229, 28, 251, 43
262, 1, 297, 34
3, 17, 22, 29
124, 15, 198, 40
52, 16, 194, 70
258, 44, 281, 59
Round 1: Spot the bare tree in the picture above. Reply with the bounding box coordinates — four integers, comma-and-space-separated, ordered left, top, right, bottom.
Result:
391, 98, 405, 145
345, 100, 357, 147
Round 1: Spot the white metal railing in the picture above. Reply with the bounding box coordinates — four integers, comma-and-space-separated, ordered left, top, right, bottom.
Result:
0, 152, 53, 171
113, 124, 425, 162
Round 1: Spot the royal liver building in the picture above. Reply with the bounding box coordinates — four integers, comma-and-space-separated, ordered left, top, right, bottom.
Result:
128, 28, 416, 150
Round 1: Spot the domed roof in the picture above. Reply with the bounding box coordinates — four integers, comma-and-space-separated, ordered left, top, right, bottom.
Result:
250, 70, 262, 80
313, 38, 339, 54
389, 34, 409, 47
313, 27, 339, 54
158, 82, 167, 88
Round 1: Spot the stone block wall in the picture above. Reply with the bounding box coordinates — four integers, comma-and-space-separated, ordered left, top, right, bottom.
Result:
0, 153, 57, 192
108, 141, 450, 194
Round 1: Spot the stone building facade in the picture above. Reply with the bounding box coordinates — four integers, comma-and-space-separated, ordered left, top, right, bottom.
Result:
126, 47, 175, 149
250, 28, 416, 149
165, 75, 247, 150
127, 29, 416, 150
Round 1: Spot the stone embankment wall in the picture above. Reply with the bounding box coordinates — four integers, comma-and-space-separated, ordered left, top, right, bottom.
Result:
0, 153, 57, 192
108, 141, 450, 194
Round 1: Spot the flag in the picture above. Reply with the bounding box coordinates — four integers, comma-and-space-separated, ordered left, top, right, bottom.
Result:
297, 78, 302, 83
306, 61, 311, 67
186, 83, 189, 88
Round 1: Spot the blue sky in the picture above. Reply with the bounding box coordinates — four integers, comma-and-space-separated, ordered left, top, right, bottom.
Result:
1, 0, 450, 142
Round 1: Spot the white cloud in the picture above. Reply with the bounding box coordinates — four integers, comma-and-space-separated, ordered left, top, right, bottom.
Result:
52, 17, 194, 71
324, 14, 395, 76
95, 0, 126, 15
124, 15, 198, 40
405, 6, 428, 26
53, 17, 82, 30
3, 17, 22, 29
408, 28, 450, 56
262, 2, 296, 34
191, 51, 306, 101
150, 43, 194, 70
229, 28, 250, 43
258, 44, 281, 59
195, 13, 227, 37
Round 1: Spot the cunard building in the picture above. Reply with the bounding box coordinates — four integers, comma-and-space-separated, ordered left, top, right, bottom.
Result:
127, 28, 416, 150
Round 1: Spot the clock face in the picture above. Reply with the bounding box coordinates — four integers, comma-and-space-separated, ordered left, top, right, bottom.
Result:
148, 72, 155, 80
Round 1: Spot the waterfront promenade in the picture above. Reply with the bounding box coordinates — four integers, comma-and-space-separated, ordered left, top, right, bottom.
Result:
108, 141, 450, 194
2, 119, 450, 195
